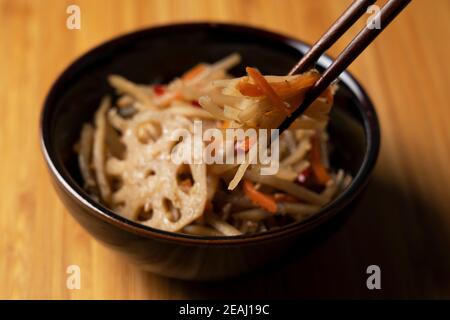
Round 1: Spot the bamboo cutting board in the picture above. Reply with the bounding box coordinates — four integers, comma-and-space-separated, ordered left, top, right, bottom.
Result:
1, 0, 449, 299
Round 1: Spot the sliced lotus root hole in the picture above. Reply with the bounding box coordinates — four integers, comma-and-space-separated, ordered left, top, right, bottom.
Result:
109, 177, 123, 192
136, 121, 162, 144
105, 123, 126, 159
145, 168, 156, 178
162, 197, 181, 222
136, 204, 154, 222
176, 164, 194, 193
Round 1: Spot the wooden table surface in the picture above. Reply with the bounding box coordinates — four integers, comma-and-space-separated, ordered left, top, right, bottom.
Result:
1, 0, 449, 299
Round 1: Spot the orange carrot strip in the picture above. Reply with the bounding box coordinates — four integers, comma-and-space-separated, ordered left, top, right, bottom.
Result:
269, 72, 319, 99
274, 193, 299, 203
242, 137, 252, 152
320, 86, 334, 104
243, 180, 277, 213
237, 72, 320, 99
237, 81, 264, 97
235, 137, 254, 153
287, 92, 305, 109
182, 63, 207, 81
310, 135, 331, 185
246, 67, 292, 115
221, 120, 230, 129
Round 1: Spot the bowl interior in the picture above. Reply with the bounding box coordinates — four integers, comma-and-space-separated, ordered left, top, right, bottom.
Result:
43, 23, 371, 238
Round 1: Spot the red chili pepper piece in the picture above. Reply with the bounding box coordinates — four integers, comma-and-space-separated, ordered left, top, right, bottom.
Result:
153, 85, 165, 96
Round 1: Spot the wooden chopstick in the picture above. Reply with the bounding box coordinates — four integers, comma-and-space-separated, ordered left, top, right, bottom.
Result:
279, 0, 411, 134
288, 0, 376, 75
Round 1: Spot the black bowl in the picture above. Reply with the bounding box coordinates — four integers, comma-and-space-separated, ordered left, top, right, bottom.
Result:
40, 22, 380, 280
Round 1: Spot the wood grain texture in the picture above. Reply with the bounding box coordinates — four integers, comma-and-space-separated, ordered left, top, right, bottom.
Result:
1, 0, 449, 299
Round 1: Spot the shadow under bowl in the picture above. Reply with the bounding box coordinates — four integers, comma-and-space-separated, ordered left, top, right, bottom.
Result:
40, 22, 380, 281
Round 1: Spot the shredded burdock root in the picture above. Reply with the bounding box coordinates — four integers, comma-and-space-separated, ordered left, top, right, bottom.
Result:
76, 53, 352, 236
